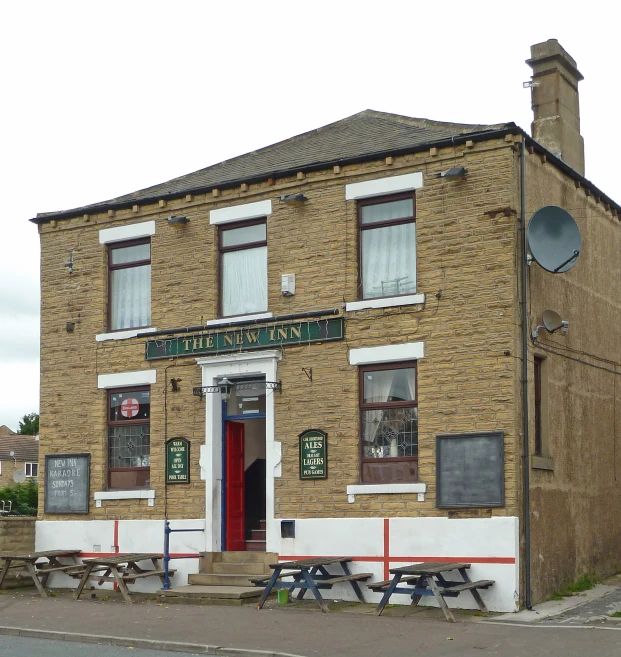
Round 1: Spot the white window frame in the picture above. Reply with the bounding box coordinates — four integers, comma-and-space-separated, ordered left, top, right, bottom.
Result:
25, 462, 39, 477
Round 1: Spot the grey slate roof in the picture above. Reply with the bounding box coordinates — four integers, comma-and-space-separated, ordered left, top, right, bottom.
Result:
35, 110, 514, 221
0, 427, 39, 462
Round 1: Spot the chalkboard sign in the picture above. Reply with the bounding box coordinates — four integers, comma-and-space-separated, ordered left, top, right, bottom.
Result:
44, 453, 90, 514
436, 432, 504, 508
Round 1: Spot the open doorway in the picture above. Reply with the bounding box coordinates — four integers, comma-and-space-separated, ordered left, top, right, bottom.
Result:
223, 379, 267, 551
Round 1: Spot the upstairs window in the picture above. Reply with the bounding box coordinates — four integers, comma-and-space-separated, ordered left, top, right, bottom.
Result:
109, 239, 151, 330
358, 193, 416, 300
108, 388, 150, 489
219, 220, 267, 317
360, 363, 418, 483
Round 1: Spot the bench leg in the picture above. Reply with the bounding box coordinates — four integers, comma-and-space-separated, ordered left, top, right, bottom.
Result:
459, 568, 489, 614
257, 567, 282, 610
301, 569, 329, 613
340, 561, 366, 603
0, 560, 11, 591
111, 566, 133, 603
25, 562, 47, 598
409, 575, 427, 607
374, 573, 402, 616
427, 576, 455, 623
74, 563, 94, 600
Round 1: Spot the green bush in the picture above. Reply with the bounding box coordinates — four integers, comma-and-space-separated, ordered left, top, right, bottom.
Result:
0, 481, 38, 516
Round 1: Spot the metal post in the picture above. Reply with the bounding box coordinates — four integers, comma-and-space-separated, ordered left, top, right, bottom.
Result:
162, 521, 171, 590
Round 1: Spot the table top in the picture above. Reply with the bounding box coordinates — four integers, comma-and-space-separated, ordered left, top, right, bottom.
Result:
83, 553, 163, 566
389, 562, 471, 575
0, 549, 81, 561
269, 557, 351, 570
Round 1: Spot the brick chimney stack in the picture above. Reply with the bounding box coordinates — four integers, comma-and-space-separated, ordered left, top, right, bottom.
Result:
526, 39, 585, 175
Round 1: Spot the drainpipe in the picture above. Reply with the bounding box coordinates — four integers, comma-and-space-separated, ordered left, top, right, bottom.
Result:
520, 138, 532, 609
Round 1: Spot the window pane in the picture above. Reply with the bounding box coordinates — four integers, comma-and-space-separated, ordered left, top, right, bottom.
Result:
228, 380, 267, 416
110, 264, 151, 329
362, 407, 418, 458
221, 223, 266, 248
109, 390, 150, 422
108, 424, 151, 468
110, 243, 150, 265
361, 199, 413, 225
363, 368, 415, 403
222, 246, 267, 316
362, 222, 416, 299
32, 463, 39, 477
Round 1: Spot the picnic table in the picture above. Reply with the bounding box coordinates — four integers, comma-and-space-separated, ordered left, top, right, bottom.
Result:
369, 562, 494, 622
0, 549, 83, 598
74, 553, 175, 604
255, 557, 372, 612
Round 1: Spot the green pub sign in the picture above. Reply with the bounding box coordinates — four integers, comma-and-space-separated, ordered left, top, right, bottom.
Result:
299, 429, 328, 480
166, 437, 190, 484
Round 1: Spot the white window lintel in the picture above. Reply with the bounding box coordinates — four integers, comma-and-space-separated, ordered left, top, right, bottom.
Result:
97, 370, 157, 389
99, 221, 156, 245
345, 172, 423, 201
349, 341, 425, 366
210, 200, 272, 225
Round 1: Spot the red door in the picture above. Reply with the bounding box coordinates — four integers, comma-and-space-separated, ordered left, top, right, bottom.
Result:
226, 421, 245, 551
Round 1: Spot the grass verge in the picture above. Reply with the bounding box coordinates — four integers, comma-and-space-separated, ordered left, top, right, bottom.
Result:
551, 574, 599, 600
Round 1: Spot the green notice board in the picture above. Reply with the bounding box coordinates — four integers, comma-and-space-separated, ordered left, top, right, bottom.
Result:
166, 437, 190, 484
299, 429, 327, 480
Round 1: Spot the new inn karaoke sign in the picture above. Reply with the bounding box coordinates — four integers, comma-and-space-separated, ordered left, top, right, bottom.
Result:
145, 317, 344, 360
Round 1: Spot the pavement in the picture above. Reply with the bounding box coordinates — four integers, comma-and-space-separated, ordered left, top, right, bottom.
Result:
0, 580, 620, 657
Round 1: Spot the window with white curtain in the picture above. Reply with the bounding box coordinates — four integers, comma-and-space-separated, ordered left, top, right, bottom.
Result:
359, 363, 418, 483
219, 220, 267, 317
358, 193, 416, 300
108, 240, 151, 330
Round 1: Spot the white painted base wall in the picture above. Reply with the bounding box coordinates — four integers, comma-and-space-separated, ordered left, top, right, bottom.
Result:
36, 515, 519, 612
35, 519, 204, 592
270, 516, 519, 613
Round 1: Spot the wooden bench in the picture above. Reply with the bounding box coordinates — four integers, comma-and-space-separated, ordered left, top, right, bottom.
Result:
0, 550, 82, 597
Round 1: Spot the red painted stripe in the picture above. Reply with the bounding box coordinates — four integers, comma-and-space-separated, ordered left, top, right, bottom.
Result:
383, 519, 390, 580
113, 520, 119, 553
79, 552, 200, 559
279, 555, 515, 565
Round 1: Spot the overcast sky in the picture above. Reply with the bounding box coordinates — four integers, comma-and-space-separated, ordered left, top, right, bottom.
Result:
0, 1, 619, 431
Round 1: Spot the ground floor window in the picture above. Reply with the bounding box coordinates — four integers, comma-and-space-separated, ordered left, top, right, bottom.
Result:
360, 362, 418, 483
107, 387, 150, 489
25, 462, 38, 477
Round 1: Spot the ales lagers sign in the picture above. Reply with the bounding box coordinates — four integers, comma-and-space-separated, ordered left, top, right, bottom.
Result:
145, 317, 344, 360
299, 429, 327, 480
166, 437, 190, 484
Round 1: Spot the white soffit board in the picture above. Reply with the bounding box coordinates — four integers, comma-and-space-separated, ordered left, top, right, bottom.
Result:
99, 221, 156, 244
345, 172, 423, 200
348, 341, 425, 366
97, 370, 157, 389
210, 200, 272, 225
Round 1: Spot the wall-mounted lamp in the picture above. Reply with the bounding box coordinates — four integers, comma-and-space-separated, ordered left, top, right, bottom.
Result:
170, 377, 182, 392
437, 167, 468, 179
218, 377, 233, 401
280, 193, 308, 204
532, 309, 569, 340
167, 215, 189, 225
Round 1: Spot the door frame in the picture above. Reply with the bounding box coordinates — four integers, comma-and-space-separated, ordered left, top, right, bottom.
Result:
196, 350, 282, 553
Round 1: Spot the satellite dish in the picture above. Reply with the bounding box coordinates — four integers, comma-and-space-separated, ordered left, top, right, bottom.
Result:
542, 309, 563, 332
13, 471, 26, 483
9, 451, 14, 457
527, 206, 581, 273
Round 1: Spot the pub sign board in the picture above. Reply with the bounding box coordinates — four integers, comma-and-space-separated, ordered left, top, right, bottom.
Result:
145, 317, 344, 360
166, 437, 190, 484
299, 429, 327, 480
44, 453, 90, 514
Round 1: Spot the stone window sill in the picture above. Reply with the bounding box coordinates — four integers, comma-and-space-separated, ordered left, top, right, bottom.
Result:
345, 294, 425, 312
206, 312, 273, 327
94, 490, 155, 507
532, 456, 555, 471
347, 482, 427, 503
96, 327, 158, 342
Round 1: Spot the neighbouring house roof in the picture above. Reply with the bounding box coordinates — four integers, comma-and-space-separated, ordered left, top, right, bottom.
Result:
0, 428, 39, 462
32, 111, 515, 222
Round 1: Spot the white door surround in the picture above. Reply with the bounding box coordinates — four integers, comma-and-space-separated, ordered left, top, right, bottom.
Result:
196, 350, 282, 552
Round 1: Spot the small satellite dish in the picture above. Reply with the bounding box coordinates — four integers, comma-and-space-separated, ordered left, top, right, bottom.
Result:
542, 309, 563, 332
13, 471, 26, 484
9, 451, 14, 457
527, 206, 581, 273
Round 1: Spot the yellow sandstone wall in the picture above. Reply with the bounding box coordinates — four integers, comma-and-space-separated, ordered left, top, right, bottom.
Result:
37, 137, 521, 522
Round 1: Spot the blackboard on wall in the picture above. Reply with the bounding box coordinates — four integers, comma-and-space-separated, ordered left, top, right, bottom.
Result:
44, 454, 90, 514
436, 432, 504, 508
